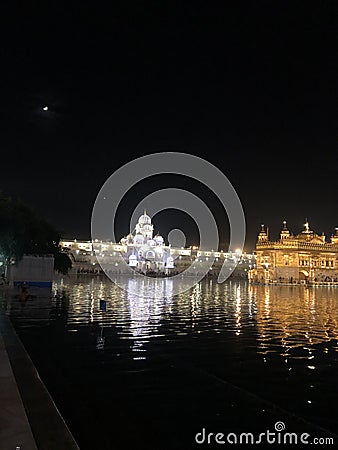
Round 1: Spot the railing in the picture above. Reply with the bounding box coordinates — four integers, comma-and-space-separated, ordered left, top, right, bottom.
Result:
256, 240, 338, 252
60, 240, 256, 260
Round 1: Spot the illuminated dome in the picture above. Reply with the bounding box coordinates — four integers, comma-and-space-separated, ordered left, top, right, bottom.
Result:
147, 239, 156, 247
128, 254, 137, 267
166, 256, 174, 269
138, 213, 151, 225
126, 233, 134, 244
133, 234, 144, 245
154, 234, 164, 245
121, 233, 134, 245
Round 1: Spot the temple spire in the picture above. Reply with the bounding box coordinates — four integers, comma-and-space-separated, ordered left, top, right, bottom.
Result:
258, 223, 268, 242
280, 219, 290, 240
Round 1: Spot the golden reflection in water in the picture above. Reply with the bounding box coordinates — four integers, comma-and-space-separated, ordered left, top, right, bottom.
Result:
51, 279, 338, 362
249, 285, 338, 358
264, 286, 270, 317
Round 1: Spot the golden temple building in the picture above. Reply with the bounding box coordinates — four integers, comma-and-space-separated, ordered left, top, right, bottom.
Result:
248, 220, 338, 285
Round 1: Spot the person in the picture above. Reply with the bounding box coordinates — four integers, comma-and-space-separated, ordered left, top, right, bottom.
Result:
20, 284, 29, 301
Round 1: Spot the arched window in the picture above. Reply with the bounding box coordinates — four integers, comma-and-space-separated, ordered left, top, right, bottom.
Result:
146, 251, 155, 259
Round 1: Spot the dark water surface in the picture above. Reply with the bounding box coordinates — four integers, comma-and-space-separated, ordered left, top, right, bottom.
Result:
1, 277, 338, 449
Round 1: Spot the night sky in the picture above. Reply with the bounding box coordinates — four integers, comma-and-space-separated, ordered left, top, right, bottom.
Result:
1, 2, 336, 251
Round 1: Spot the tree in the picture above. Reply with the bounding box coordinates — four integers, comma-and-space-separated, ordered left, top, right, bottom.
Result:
0, 193, 72, 274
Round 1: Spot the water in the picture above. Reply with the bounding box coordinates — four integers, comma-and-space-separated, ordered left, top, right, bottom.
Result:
1, 278, 338, 449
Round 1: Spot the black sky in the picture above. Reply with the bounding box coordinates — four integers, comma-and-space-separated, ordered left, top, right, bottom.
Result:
1, 2, 336, 250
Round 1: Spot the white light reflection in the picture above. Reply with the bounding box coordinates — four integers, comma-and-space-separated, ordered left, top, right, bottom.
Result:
126, 278, 174, 358
190, 283, 202, 321
234, 283, 242, 335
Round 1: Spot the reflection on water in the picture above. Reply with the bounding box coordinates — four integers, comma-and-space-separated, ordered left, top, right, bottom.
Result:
1, 278, 338, 448
250, 284, 338, 356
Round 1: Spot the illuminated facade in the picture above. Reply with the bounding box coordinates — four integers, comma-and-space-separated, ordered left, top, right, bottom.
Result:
119, 211, 174, 272
248, 220, 338, 284
60, 211, 255, 276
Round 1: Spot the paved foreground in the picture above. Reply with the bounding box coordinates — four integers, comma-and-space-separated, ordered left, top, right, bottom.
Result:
0, 312, 79, 450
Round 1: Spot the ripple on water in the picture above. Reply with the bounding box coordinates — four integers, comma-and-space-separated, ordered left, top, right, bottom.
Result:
1, 278, 338, 443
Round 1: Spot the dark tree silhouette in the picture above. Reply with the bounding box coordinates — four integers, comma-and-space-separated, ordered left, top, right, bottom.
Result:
0, 193, 71, 274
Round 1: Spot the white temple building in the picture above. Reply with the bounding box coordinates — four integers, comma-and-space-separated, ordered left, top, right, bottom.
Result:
120, 211, 174, 273
60, 211, 255, 276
